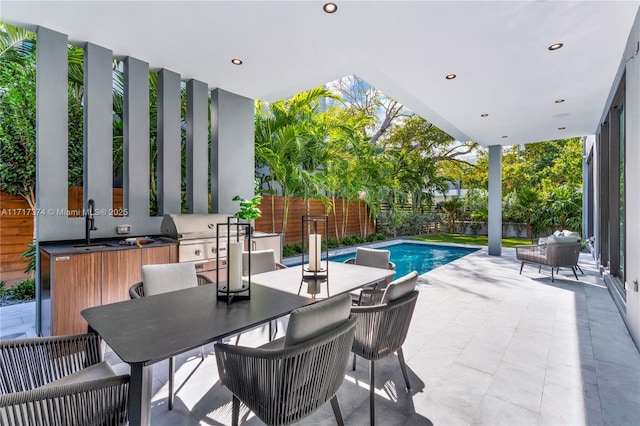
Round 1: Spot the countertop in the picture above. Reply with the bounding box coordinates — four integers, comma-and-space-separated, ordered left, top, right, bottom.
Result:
39, 236, 178, 255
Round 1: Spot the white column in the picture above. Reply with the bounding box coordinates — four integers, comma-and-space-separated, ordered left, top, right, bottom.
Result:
488, 145, 502, 256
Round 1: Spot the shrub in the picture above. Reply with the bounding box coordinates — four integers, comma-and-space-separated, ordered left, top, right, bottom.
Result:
0, 281, 7, 297
366, 233, 386, 242
325, 238, 340, 249
6, 279, 35, 301
283, 243, 304, 257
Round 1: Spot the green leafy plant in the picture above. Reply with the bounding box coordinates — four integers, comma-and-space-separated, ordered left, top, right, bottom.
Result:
21, 242, 36, 274
4, 279, 35, 301
233, 195, 262, 222
283, 243, 304, 257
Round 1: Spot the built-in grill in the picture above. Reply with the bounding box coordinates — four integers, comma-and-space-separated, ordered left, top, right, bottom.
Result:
161, 213, 238, 280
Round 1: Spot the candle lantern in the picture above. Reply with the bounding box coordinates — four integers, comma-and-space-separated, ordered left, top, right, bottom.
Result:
216, 216, 251, 304
301, 215, 329, 295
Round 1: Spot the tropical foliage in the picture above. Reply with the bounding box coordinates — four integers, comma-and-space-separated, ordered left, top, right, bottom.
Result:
1, 21, 584, 245
1, 23, 85, 244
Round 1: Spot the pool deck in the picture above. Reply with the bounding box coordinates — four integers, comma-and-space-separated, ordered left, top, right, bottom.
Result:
1, 245, 639, 425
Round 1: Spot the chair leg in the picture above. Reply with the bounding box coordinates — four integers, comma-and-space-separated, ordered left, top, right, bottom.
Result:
232, 395, 240, 426
551, 267, 554, 283
576, 264, 584, 274
369, 360, 375, 425
519, 261, 525, 275
397, 347, 411, 391
571, 266, 579, 280
538, 264, 542, 273
200, 346, 205, 361
330, 395, 345, 426
168, 356, 175, 410
352, 352, 357, 371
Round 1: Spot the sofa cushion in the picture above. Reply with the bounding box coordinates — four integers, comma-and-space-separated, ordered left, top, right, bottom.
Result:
547, 234, 580, 244
284, 293, 352, 347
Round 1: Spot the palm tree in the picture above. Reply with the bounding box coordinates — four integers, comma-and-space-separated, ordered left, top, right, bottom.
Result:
441, 198, 465, 233
511, 187, 541, 239
254, 87, 338, 237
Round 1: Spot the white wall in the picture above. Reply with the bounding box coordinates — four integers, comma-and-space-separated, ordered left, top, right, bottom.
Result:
623, 10, 640, 349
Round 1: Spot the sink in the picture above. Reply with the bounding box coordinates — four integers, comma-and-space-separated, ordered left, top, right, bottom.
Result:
72, 243, 109, 249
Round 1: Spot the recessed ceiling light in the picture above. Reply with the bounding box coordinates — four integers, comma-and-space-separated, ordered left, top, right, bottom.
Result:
480, 113, 489, 117
554, 99, 565, 103
445, 74, 457, 80
548, 43, 564, 51
323, 3, 338, 13
558, 127, 566, 130
231, 58, 243, 65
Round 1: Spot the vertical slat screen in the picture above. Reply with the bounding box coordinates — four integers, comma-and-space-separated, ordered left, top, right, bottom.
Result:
123, 57, 150, 217
186, 79, 209, 214
210, 89, 254, 214
35, 27, 69, 241
157, 69, 182, 215
83, 42, 113, 215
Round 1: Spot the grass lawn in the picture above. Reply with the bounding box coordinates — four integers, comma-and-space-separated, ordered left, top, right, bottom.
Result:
409, 234, 532, 248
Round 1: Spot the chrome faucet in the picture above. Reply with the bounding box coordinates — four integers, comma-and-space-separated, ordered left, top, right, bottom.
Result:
86, 199, 98, 244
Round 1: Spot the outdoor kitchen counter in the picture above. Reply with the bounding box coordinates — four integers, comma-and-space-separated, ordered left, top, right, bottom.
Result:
39, 238, 179, 336
39, 236, 178, 255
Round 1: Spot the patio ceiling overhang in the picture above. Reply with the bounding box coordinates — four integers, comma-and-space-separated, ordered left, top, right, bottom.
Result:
2, 0, 639, 147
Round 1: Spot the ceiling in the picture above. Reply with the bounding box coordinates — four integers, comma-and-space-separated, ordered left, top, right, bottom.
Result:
2, 0, 639, 146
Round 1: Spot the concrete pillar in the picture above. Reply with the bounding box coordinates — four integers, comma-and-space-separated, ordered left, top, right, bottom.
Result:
488, 145, 502, 256
210, 89, 255, 214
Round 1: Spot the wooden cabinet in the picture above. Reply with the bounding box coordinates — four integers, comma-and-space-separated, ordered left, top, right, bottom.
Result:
49, 252, 101, 336
102, 249, 141, 305
142, 245, 177, 266
40, 243, 178, 336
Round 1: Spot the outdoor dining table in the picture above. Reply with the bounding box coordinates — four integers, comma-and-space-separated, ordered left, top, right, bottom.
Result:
81, 261, 394, 426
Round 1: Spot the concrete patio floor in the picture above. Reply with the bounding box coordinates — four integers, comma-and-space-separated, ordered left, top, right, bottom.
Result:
2, 247, 639, 425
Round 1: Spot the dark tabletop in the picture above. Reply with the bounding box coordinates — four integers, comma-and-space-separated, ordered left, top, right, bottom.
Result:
81, 284, 313, 365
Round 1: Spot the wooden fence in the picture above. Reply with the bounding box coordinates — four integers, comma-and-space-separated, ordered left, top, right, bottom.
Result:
0, 191, 372, 286
0, 191, 34, 286
255, 196, 373, 246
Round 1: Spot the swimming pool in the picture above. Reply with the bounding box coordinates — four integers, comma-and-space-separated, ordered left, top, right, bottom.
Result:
287, 242, 479, 278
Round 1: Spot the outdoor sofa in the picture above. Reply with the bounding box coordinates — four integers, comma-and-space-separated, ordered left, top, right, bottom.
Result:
516, 230, 582, 282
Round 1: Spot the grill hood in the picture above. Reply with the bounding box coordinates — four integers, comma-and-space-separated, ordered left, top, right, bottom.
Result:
161, 214, 236, 240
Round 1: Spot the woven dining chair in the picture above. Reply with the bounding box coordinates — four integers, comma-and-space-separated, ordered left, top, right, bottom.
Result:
241, 249, 287, 341
128, 262, 214, 410
0, 333, 130, 426
215, 293, 357, 426
351, 271, 419, 425
343, 247, 396, 289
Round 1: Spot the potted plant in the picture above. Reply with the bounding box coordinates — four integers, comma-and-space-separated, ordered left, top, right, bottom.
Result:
233, 195, 262, 233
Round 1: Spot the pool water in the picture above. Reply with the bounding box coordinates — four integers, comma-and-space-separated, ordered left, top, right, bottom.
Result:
290, 242, 478, 278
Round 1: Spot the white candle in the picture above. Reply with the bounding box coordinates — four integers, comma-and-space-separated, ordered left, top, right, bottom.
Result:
309, 234, 322, 272
227, 241, 243, 291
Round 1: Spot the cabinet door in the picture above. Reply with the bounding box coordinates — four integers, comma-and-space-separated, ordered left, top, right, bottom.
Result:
141, 245, 174, 266
102, 249, 142, 305
51, 253, 101, 336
